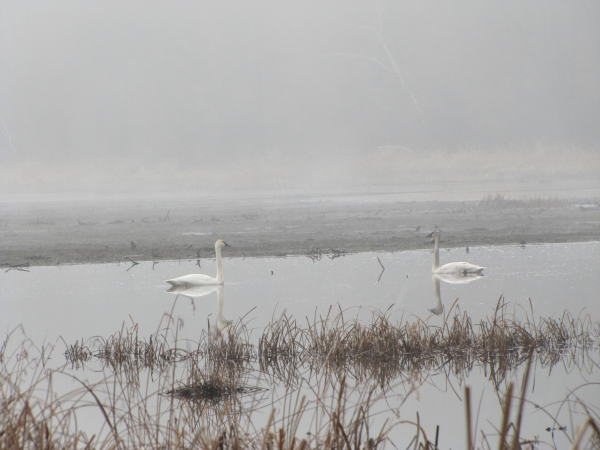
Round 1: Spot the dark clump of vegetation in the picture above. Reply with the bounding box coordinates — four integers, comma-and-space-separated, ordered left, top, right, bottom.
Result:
478, 194, 572, 209
165, 381, 265, 402
307, 247, 346, 262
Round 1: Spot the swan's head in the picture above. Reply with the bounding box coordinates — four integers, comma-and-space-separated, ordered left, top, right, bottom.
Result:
426, 225, 441, 240
215, 239, 231, 249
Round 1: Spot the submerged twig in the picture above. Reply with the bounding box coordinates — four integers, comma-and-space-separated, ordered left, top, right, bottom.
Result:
376, 257, 385, 282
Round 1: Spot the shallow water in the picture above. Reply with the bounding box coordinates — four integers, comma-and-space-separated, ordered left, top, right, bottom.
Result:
3, 242, 599, 343
1, 242, 599, 448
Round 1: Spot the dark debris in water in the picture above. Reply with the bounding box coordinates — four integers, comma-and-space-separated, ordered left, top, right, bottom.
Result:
164, 382, 267, 403
306, 247, 346, 262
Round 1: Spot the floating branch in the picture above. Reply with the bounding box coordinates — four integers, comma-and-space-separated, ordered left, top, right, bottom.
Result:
377, 256, 385, 282
327, 248, 346, 260
125, 257, 139, 265
5, 262, 31, 273
125, 257, 140, 272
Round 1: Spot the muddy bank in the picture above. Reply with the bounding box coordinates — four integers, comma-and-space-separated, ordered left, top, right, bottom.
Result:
1, 194, 599, 268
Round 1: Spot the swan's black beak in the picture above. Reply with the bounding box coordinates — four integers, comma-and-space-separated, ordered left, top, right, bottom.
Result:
425, 231, 434, 238
223, 241, 231, 247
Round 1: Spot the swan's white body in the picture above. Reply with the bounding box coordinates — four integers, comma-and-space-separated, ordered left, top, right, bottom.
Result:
429, 228, 484, 275
165, 239, 229, 286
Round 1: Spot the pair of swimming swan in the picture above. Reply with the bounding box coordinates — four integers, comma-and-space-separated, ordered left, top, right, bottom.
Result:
163, 231, 483, 319
165, 228, 484, 286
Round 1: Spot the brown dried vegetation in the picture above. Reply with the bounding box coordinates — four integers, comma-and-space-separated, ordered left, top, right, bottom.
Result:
2, 301, 600, 449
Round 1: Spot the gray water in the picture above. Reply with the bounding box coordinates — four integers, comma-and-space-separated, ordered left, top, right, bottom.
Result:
2, 242, 599, 448
3, 242, 599, 343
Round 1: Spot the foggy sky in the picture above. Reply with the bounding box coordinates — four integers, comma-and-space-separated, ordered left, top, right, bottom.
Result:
1, 1, 599, 176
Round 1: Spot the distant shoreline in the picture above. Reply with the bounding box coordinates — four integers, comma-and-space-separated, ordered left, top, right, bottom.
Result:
1, 196, 599, 268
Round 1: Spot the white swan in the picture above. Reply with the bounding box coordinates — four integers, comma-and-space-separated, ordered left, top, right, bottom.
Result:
427, 227, 484, 275
165, 239, 230, 286
165, 284, 232, 331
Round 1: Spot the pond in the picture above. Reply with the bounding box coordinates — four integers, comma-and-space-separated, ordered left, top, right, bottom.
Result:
2, 241, 599, 448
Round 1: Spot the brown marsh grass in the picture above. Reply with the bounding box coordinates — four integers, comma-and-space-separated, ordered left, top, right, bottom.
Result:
4, 300, 600, 449
65, 297, 599, 389
259, 299, 599, 388
2, 328, 404, 449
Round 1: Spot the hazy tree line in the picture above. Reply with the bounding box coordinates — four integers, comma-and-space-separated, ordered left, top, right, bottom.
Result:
1, 0, 599, 170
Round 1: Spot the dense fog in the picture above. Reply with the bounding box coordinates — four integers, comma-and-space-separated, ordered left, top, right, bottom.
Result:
1, 1, 599, 194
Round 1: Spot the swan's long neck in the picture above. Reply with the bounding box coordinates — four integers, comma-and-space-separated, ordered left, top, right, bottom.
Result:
432, 233, 440, 272
215, 244, 224, 283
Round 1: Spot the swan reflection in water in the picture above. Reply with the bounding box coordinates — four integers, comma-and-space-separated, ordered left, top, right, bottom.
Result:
429, 272, 484, 316
166, 284, 233, 331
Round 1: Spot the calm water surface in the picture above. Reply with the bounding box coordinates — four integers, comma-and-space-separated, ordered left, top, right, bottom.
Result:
3, 241, 599, 342
1, 242, 599, 448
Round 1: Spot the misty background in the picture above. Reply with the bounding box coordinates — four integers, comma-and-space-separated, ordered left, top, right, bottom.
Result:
1, 0, 599, 195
